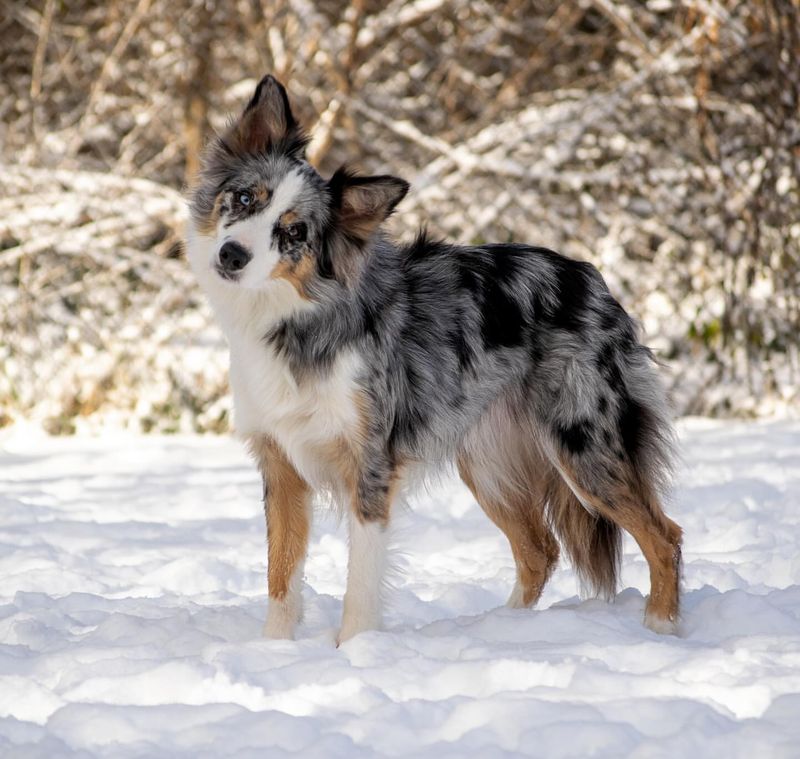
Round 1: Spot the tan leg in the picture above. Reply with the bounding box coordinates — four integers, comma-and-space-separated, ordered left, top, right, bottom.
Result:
557, 457, 682, 632
630, 513, 682, 633
458, 457, 560, 608
249, 435, 312, 640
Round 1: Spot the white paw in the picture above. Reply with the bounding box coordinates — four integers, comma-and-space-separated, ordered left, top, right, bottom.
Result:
506, 580, 529, 609
263, 600, 300, 640
338, 515, 388, 646
337, 606, 380, 646
644, 611, 679, 636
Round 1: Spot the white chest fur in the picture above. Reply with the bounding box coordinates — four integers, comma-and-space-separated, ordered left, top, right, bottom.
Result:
229, 331, 363, 483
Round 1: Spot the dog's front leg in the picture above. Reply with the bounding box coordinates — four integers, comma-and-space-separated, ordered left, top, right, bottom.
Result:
249, 435, 312, 640
338, 455, 399, 644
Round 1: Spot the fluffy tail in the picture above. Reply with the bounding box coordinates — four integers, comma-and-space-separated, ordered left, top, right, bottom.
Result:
545, 473, 621, 600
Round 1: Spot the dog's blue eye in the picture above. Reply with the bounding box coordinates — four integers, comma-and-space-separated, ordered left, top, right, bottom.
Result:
238, 191, 252, 206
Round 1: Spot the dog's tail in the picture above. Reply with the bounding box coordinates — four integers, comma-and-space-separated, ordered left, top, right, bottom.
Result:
545, 473, 621, 600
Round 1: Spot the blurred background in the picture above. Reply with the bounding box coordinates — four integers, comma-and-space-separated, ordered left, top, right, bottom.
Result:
0, 0, 798, 434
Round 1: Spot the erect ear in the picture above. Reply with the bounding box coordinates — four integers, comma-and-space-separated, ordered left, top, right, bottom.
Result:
330, 168, 410, 240
229, 74, 307, 157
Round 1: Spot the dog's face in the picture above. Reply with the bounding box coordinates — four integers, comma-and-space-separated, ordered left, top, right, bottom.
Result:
204, 151, 327, 292
189, 76, 409, 297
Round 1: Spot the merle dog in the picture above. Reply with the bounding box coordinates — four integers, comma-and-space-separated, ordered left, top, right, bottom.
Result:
187, 75, 682, 643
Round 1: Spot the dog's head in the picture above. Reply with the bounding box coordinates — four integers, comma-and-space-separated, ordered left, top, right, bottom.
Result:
189, 75, 409, 296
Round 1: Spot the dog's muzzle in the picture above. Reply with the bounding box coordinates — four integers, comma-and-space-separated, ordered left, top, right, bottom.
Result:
216, 241, 252, 280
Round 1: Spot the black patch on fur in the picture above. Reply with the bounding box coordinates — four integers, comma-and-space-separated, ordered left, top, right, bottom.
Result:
551, 260, 592, 331
457, 256, 482, 295
596, 343, 624, 388
481, 282, 524, 350
405, 242, 524, 352
361, 305, 378, 338
405, 229, 449, 262
618, 394, 647, 460
386, 354, 435, 455
273, 222, 307, 257
449, 328, 474, 370
388, 395, 427, 453
529, 328, 544, 365
265, 319, 336, 376
490, 246, 523, 283
267, 321, 288, 353
405, 235, 429, 262
317, 242, 335, 279
595, 342, 612, 372
360, 295, 391, 340
557, 419, 594, 455
598, 395, 609, 414
529, 283, 550, 322
356, 456, 396, 522
598, 292, 630, 331
600, 306, 620, 332
476, 247, 525, 350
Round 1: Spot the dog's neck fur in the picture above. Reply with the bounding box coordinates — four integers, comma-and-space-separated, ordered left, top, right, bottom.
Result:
263, 232, 401, 380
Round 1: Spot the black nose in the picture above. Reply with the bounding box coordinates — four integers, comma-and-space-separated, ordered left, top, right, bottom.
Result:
218, 241, 252, 271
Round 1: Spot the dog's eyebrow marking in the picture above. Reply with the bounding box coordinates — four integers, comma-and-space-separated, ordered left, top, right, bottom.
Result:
279, 209, 299, 226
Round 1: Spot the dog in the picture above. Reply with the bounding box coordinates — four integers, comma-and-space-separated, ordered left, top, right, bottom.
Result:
187, 75, 683, 643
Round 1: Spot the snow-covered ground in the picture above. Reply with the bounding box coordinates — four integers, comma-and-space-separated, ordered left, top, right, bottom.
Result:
1, 419, 799, 758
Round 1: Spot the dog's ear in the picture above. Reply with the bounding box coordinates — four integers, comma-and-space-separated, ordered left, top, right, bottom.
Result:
329, 168, 409, 241
230, 75, 307, 157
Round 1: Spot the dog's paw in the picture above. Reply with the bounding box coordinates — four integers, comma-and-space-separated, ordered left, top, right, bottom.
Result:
506, 580, 534, 609
643, 611, 679, 636
262, 618, 295, 640
263, 602, 299, 640
336, 611, 380, 646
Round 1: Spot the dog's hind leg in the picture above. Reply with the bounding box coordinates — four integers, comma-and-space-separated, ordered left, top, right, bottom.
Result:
249, 435, 312, 640
556, 456, 682, 633
457, 447, 560, 609
545, 396, 682, 633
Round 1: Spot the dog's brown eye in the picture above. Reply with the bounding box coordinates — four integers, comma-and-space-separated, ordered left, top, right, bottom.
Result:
238, 191, 253, 207
286, 223, 306, 242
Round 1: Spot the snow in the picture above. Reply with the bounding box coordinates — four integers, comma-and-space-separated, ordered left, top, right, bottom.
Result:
1, 419, 799, 757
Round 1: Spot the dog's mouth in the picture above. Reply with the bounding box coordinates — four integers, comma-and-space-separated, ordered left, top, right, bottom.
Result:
214, 263, 242, 282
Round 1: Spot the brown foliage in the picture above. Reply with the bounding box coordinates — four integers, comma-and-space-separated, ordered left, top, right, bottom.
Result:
1, 0, 798, 431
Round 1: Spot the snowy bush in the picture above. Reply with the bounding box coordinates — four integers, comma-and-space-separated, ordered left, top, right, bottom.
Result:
1, 0, 798, 433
